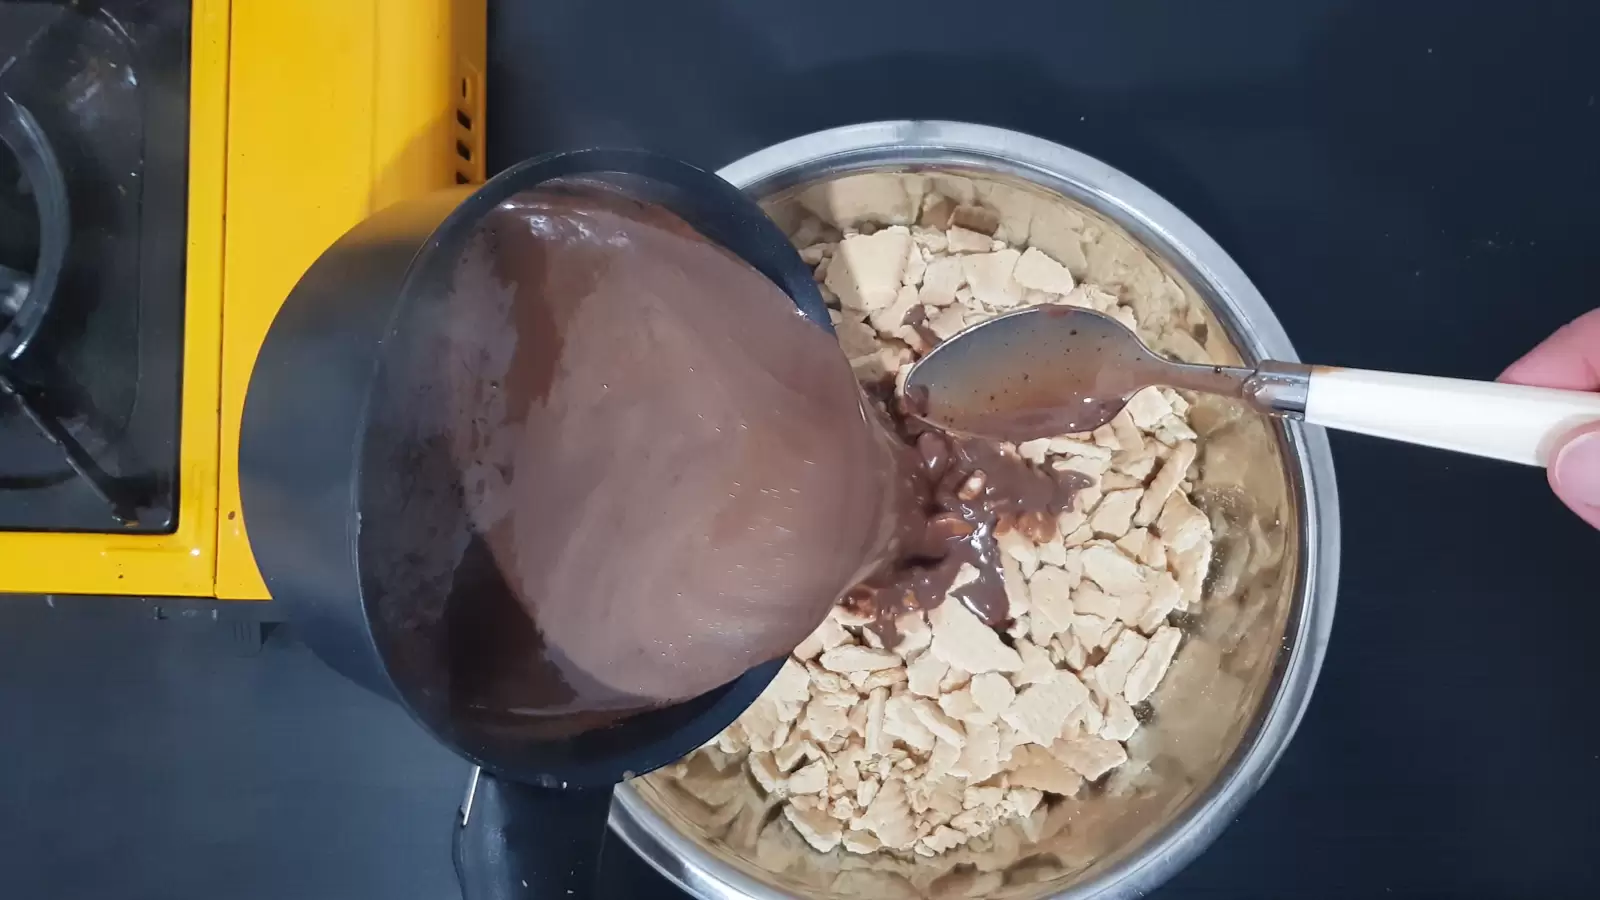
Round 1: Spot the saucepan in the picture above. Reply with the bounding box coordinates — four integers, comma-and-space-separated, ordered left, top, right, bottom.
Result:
237, 149, 837, 898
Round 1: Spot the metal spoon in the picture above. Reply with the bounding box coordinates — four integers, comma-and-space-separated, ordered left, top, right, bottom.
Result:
902, 305, 1600, 467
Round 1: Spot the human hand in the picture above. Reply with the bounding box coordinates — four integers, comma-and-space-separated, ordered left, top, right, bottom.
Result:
1500, 308, 1600, 528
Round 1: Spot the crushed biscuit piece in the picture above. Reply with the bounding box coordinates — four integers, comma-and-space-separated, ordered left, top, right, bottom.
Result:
1157, 491, 1209, 553
1124, 624, 1182, 703
749, 751, 782, 794
774, 732, 822, 772
953, 722, 1003, 782
918, 255, 965, 308
961, 249, 1023, 309
938, 688, 983, 723
1069, 613, 1115, 652
1134, 571, 1183, 633
1016, 437, 1053, 465
919, 825, 967, 855
969, 672, 1017, 718
1100, 692, 1139, 742
820, 645, 902, 673
868, 284, 922, 337
946, 226, 993, 253
1089, 488, 1141, 539
926, 305, 969, 340
1051, 735, 1129, 781
997, 527, 1040, 578
1001, 669, 1089, 746
1081, 543, 1149, 597
784, 801, 844, 853
865, 687, 889, 756
929, 572, 1023, 674
906, 650, 949, 698
1136, 441, 1197, 527
1124, 386, 1174, 428
801, 698, 852, 743
1012, 246, 1076, 294
1096, 628, 1150, 696
788, 759, 829, 795
883, 694, 937, 753
792, 613, 854, 660
949, 204, 1002, 235
1026, 564, 1075, 643
1010, 639, 1057, 688
911, 698, 966, 748
903, 243, 927, 287
857, 778, 918, 850
1005, 744, 1085, 796
827, 230, 912, 312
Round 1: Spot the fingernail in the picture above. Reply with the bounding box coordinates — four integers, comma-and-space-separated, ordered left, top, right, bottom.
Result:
1553, 429, 1600, 508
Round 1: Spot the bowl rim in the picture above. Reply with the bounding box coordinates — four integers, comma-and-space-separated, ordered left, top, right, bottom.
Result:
610, 120, 1341, 900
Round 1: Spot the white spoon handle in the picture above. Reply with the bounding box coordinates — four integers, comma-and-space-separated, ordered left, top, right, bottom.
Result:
1304, 367, 1600, 466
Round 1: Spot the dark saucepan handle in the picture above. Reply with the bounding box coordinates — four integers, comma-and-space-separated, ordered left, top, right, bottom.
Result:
454, 769, 613, 899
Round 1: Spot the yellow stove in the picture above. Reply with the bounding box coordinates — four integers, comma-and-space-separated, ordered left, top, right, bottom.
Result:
0, 0, 486, 600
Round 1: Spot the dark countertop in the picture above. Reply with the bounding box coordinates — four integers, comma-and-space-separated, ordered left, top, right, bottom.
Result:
3, 2, 1599, 898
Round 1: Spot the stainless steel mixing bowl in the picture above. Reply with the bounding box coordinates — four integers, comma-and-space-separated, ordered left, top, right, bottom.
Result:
609, 121, 1340, 900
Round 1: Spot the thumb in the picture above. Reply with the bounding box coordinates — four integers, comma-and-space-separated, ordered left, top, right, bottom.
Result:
1549, 423, 1600, 530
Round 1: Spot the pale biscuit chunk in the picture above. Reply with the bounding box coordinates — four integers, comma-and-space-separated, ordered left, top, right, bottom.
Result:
961, 249, 1023, 309
919, 255, 966, 308
1135, 441, 1197, 527
856, 778, 918, 850
1123, 624, 1182, 703
952, 722, 1003, 782
1100, 692, 1140, 742
775, 733, 822, 772
1027, 565, 1075, 640
969, 672, 1017, 718
792, 612, 854, 660
1089, 488, 1141, 538
997, 527, 1041, 578
903, 243, 927, 287
947, 226, 994, 253
1005, 744, 1085, 796
827, 229, 913, 312
937, 688, 983, 723
927, 305, 969, 340
749, 751, 782, 793
785, 801, 845, 853
906, 650, 949, 698
1010, 639, 1057, 689
1156, 491, 1210, 553
911, 697, 967, 748
1081, 543, 1149, 596
1012, 246, 1076, 294
1017, 437, 1053, 465
1069, 613, 1115, 651
868, 284, 922, 337
1124, 386, 1174, 428
1096, 628, 1150, 696
929, 572, 1023, 674
1000, 555, 1032, 618
1001, 669, 1090, 746
820, 645, 902, 673
883, 694, 937, 752
864, 687, 889, 756
1051, 735, 1129, 781
788, 759, 830, 795
800, 173, 922, 228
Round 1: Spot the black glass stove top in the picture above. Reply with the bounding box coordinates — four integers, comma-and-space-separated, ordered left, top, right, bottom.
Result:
0, 0, 189, 533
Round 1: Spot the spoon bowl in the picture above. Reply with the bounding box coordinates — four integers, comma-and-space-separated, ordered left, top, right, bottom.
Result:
903, 305, 1259, 442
